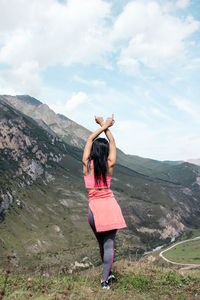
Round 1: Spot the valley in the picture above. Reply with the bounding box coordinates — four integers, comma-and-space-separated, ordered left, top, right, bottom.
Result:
0, 95, 200, 273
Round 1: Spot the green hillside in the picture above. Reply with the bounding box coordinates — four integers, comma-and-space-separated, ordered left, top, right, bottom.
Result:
163, 239, 200, 264
0, 256, 200, 300
117, 149, 200, 185
1, 96, 200, 273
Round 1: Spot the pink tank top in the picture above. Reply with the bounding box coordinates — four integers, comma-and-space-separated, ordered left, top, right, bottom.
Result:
84, 160, 111, 189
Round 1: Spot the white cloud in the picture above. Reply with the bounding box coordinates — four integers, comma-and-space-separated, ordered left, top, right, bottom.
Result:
167, 134, 200, 161
0, 0, 112, 68
172, 97, 200, 123
0, 0, 112, 96
73, 75, 106, 87
0, 0, 199, 162
151, 107, 171, 121
113, 120, 158, 157
0, 0, 198, 75
0, 0, 199, 96
183, 57, 200, 70
0, 61, 41, 97
112, 0, 200, 69
49, 91, 90, 120
65, 92, 90, 111
176, 0, 190, 9
117, 57, 140, 75
46, 87, 200, 161
111, 119, 200, 161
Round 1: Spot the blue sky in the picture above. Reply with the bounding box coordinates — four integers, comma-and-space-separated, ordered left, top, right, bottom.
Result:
0, 0, 200, 161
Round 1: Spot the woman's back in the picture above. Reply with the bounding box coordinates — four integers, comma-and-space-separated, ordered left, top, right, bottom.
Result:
84, 160, 112, 189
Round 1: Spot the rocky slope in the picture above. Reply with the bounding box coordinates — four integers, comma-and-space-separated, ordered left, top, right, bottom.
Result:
0, 97, 76, 220
1, 95, 200, 269
1, 95, 90, 148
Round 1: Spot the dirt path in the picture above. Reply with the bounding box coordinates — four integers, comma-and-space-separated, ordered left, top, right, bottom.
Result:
159, 236, 200, 267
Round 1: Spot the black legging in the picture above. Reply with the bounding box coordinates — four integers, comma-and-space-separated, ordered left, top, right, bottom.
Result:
88, 208, 117, 281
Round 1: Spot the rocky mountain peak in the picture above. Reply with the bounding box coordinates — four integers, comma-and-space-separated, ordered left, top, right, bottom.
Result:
1, 94, 90, 149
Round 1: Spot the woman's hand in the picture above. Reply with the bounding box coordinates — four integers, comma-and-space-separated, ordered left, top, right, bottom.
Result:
105, 114, 115, 128
95, 116, 104, 127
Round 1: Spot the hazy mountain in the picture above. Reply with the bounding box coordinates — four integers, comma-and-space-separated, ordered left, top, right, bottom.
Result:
1, 95, 200, 269
187, 159, 200, 166
162, 160, 183, 165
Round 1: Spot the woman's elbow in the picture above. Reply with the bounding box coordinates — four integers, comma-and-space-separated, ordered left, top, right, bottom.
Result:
108, 159, 116, 168
82, 158, 87, 166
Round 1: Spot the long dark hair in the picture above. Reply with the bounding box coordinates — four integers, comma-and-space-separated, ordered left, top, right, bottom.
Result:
88, 138, 109, 186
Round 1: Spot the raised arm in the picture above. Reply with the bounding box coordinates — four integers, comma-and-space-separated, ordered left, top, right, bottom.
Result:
82, 116, 114, 172
95, 114, 116, 168
82, 122, 108, 167
105, 127, 116, 168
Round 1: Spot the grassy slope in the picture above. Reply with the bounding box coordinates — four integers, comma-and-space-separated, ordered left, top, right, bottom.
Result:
159, 229, 200, 265
117, 149, 199, 186
1, 230, 200, 299
0, 157, 145, 270
1, 157, 200, 271
0, 257, 200, 300
0, 156, 94, 264
164, 239, 200, 264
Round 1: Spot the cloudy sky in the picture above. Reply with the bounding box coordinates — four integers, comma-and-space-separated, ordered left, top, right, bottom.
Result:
0, 0, 200, 161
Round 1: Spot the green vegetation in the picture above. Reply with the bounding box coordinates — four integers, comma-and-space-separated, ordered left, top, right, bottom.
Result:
117, 149, 198, 185
163, 239, 200, 264
0, 259, 200, 300
1, 95, 200, 284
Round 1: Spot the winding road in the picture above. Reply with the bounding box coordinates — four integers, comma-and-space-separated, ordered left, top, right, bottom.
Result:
159, 236, 200, 267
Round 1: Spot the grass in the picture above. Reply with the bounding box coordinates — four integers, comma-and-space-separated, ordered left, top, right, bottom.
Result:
0, 258, 200, 300
162, 239, 200, 265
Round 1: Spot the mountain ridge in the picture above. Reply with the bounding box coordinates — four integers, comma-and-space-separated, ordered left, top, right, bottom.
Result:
2, 94, 198, 183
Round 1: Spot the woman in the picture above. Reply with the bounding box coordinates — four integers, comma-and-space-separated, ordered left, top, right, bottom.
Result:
82, 114, 127, 290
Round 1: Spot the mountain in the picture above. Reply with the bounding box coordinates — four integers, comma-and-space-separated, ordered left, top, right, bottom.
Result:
1, 95, 195, 184
1, 95, 200, 270
1, 95, 90, 149
187, 158, 200, 166
162, 160, 183, 165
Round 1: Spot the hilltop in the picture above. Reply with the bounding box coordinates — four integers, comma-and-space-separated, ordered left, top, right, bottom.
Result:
1, 249, 200, 300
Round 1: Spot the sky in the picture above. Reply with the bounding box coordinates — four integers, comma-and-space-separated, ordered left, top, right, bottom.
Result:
0, 0, 200, 161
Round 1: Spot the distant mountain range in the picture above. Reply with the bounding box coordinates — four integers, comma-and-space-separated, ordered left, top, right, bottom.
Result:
1, 94, 200, 268
186, 159, 200, 166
